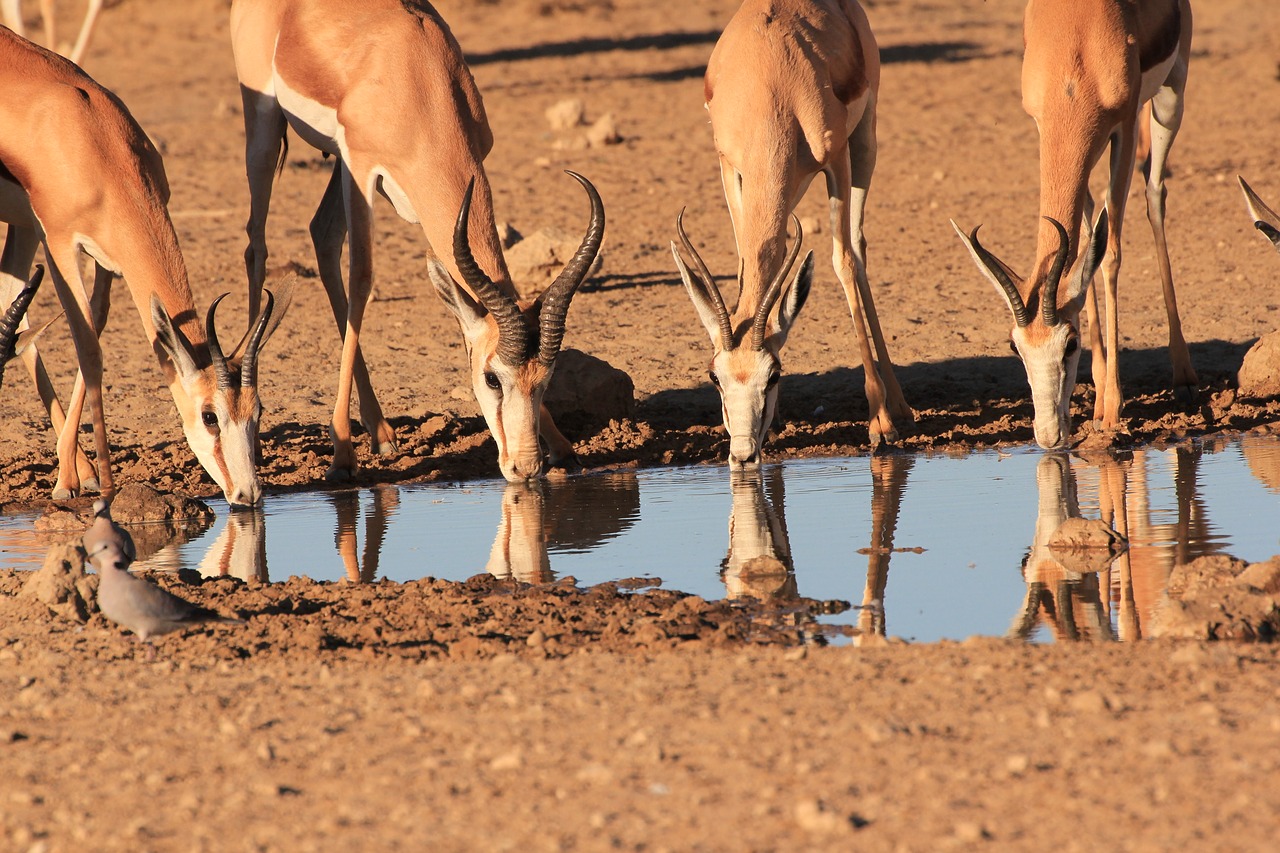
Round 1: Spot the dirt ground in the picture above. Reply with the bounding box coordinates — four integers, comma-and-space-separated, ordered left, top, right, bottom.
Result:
3, 0, 1280, 849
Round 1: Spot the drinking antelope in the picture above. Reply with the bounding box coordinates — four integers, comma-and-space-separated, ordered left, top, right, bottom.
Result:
671, 0, 909, 467
1, 0, 103, 65
953, 0, 1195, 450
230, 0, 603, 484
0, 30, 285, 505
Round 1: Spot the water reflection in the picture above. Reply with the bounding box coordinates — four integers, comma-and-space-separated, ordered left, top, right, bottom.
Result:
856, 454, 914, 642
8, 436, 1279, 643
1009, 454, 1114, 641
722, 468, 796, 600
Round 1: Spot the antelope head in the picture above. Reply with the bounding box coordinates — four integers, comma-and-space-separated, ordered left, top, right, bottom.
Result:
151, 284, 290, 509
1239, 176, 1280, 254
428, 171, 604, 482
952, 211, 1106, 450
671, 213, 813, 469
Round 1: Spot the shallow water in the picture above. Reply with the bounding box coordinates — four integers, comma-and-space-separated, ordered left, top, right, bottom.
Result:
3, 435, 1279, 643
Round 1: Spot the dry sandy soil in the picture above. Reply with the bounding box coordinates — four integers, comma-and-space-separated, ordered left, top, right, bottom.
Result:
3, 0, 1280, 849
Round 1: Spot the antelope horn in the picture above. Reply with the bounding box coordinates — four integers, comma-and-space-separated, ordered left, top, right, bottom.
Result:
675, 207, 735, 350
454, 177, 527, 366
239, 289, 275, 388
1040, 217, 1071, 327
205, 293, 234, 390
538, 170, 606, 366
969, 225, 1031, 328
1, 265, 43, 361
750, 216, 803, 351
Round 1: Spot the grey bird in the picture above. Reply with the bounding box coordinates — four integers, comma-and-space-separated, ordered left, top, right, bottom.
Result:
84, 499, 243, 642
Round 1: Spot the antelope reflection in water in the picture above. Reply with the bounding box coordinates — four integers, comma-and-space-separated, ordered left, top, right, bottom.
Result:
854, 454, 914, 642
195, 507, 267, 583
1012, 447, 1224, 641
722, 468, 796, 600
486, 474, 641, 584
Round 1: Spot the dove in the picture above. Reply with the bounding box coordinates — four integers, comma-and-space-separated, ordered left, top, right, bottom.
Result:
83, 499, 243, 642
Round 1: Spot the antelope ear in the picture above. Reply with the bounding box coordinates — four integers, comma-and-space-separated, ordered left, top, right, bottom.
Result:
672, 241, 730, 347
229, 274, 297, 362
1065, 208, 1108, 311
1239, 176, 1280, 253
951, 219, 1027, 320
151, 295, 202, 384
773, 251, 813, 345
10, 315, 62, 359
428, 259, 487, 343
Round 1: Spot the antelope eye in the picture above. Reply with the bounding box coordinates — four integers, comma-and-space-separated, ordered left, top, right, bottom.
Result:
766, 371, 780, 389
201, 410, 219, 428
1064, 337, 1079, 357
1008, 340, 1019, 355
484, 371, 501, 391
708, 371, 721, 388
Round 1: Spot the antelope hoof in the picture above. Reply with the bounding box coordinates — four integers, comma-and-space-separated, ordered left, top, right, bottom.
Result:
51, 486, 77, 501
324, 463, 356, 483
1173, 383, 1198, 409
869, 424, 899, 449
371, 438, 399, 457
81, 477, 101, 494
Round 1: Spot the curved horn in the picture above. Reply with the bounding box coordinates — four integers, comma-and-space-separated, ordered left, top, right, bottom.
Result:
239, 289, 275, 388
1040, 217, 1071, 327
750, 216, 803, 351
969, 225, 1031, 328
675, 207, 735, 350
454, 177, 527, 366
538, 170, 605, 366
1, 265, 43, 359
205, 293, 234, 390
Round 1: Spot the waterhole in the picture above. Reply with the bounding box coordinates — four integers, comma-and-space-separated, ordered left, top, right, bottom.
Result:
3, 435, 1278, 643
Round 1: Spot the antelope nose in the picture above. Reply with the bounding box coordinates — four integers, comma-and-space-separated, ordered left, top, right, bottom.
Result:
509, 458, 544, 482
227, 483, 262, 510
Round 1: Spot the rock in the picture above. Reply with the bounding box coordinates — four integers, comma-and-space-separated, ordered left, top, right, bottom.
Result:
1047, 517, 1128, 574
544, 98, 586, 131
1150, 555, 1280, 640
20, 543, 97, 623
585, 113, 622, 147
544, 349, 635, 430
1237, 329, 1280, 397
506, 228, 605, 301
495, 221, 523, 250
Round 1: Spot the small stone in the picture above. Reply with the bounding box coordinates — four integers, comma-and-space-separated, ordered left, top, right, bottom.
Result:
1067, 690, 1109, 714
545, 98, 586, 130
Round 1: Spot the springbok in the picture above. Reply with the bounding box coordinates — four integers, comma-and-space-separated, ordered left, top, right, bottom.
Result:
230, 0, 603, 484
1239, 177, 1280, 254
953, 0, 1195, 450
0, 0, 104, 65
671, 0, 910, 468
0, 30, 285, 506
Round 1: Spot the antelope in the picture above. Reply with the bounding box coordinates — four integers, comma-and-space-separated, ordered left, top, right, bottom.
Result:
1, 0, 104, 65
1239, 177, 1280, 254
953, 0, 1195, 450
230, 0, 603, 484
671, 0, 910, 468
0, 30, 285, 506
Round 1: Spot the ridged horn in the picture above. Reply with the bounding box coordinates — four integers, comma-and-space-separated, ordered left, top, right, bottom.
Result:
454, 177, 528, 367
205, 293, 234, 390
969, 225, 1031, 328
1040, 217, 1071, 328
538, 170, 605, 366
675, 207, 734, 350
239, 289, 275, 388
1, 265, 43, 361
750, 216, 803, 351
